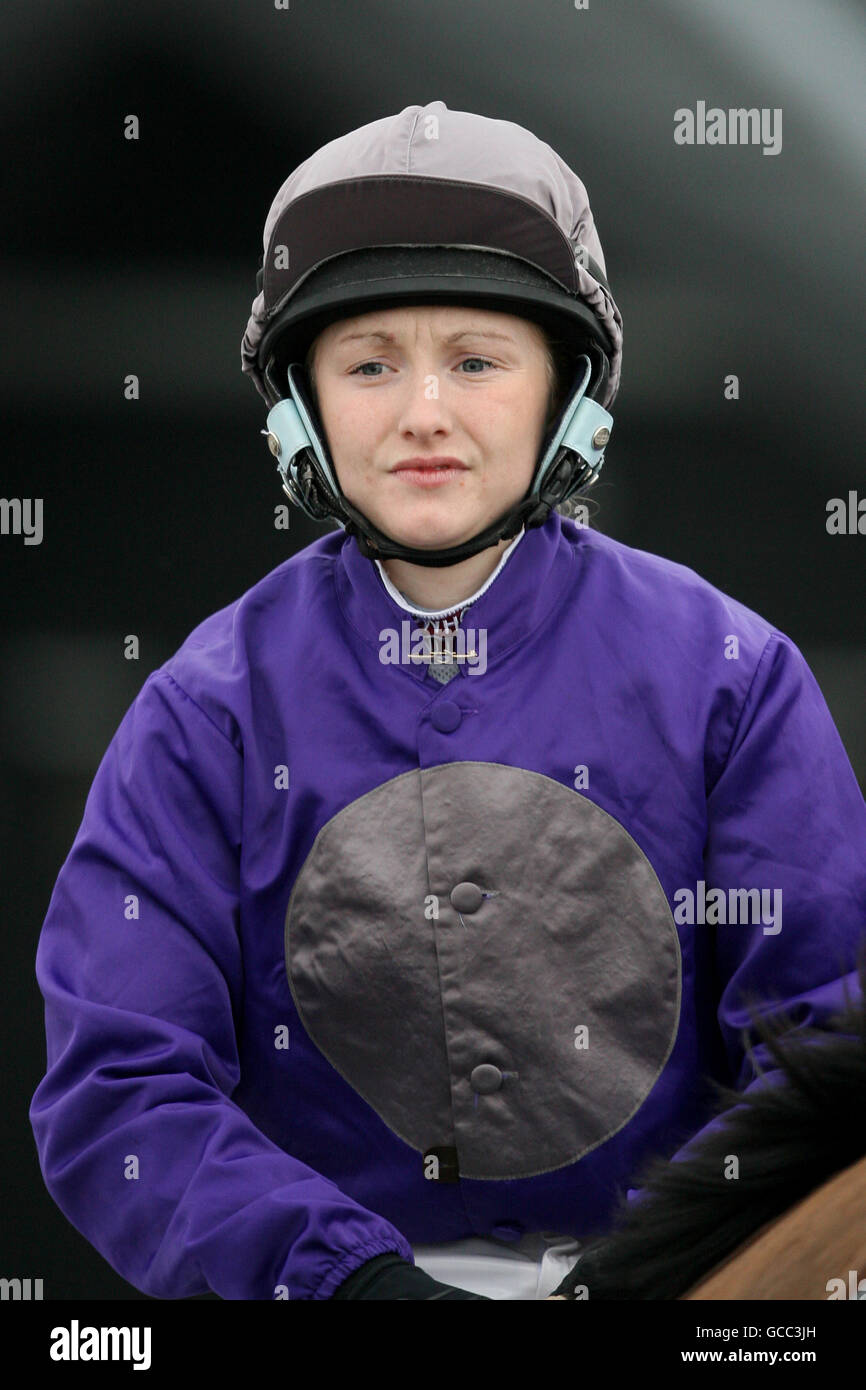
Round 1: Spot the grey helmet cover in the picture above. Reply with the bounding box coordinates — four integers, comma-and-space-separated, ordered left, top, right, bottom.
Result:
241, 101, 624, 567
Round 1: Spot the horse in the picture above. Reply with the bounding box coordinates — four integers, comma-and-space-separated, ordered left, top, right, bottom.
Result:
549, 950, 866, 1300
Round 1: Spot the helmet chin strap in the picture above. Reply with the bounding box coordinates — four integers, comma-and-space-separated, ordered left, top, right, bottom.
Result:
339, 494, 540, 568
334, 449, 573, 568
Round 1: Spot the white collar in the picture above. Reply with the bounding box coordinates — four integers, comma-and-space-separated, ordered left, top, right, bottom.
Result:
375, 528, 526, 617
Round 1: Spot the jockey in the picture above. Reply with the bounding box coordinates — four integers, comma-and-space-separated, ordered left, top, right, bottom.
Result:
30, 101, 866, 1301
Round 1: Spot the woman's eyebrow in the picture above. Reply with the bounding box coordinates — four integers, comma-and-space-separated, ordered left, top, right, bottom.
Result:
336, 328, 517, 345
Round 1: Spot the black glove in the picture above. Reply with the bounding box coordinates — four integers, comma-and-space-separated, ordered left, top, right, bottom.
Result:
331, 1252, 491, 1300
549, 1249, 591, 1300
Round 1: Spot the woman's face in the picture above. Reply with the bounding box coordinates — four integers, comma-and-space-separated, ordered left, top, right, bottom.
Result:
308, 304, 552, 550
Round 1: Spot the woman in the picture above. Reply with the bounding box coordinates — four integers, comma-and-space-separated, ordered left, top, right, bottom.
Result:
30, 101, 866, 1301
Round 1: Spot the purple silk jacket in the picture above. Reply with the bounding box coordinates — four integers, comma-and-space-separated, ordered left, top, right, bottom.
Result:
30, 513, 866, 1299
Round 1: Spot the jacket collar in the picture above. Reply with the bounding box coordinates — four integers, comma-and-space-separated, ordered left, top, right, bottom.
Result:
334, 511, 574, 683
373, 527, 527, 617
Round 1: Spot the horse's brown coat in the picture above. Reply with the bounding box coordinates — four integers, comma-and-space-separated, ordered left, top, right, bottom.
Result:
683, 1153, 866, 1300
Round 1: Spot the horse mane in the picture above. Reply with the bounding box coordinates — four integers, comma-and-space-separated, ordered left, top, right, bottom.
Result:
557, 949, 866, 1300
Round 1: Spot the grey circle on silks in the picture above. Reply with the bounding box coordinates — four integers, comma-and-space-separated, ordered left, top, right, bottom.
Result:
285, 761, 681, 1181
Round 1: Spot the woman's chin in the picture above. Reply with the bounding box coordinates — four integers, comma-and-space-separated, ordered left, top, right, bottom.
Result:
372, 505, 484, 551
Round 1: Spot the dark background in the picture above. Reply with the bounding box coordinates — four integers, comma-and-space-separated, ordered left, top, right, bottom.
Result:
3, 0, 864, 1299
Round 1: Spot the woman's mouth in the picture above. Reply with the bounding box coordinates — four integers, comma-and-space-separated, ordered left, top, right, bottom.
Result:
391, 458, 468, 487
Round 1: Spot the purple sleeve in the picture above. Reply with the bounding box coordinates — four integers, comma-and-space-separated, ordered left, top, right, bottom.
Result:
29, 669, 413, 1299
635, 631, 866, 1191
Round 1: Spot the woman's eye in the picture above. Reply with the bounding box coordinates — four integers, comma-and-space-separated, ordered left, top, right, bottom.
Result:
349, 361, 387, 377
459, 356, 496, 373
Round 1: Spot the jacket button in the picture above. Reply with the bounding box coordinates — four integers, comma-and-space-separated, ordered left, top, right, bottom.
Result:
450, 881, 483, 913
470, 1063, 503, 1094
431, 701, 462, 732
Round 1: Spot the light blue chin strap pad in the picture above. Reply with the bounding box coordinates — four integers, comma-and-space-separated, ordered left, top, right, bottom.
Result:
532, 354, 614, 496
263, 353, 614, 502
263, 363, 341, 498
